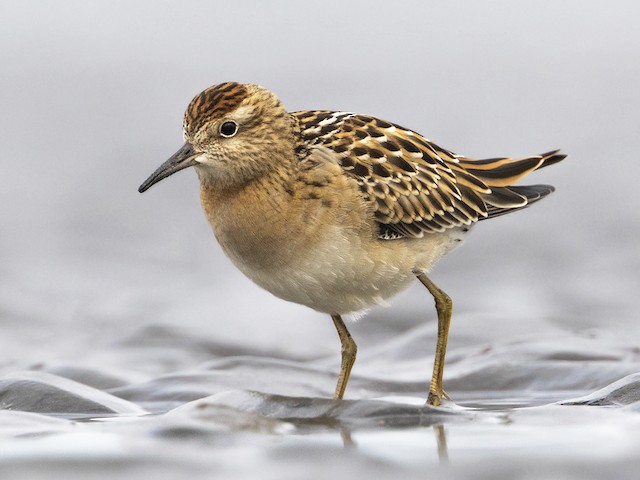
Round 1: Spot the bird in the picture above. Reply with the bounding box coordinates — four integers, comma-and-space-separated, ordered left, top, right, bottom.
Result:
138, 82, 565, 406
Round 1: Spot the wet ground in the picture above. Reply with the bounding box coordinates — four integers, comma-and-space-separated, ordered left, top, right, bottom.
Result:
1, 316, 640, 480
2, 1, 640, 479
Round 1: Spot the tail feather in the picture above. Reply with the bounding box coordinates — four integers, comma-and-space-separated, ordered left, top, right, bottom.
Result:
450, 149, 565, 220
534, 150, 566, 169
456, 150, 566, 188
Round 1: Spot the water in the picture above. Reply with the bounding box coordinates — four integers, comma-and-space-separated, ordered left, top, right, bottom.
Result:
1, 1, 640, 478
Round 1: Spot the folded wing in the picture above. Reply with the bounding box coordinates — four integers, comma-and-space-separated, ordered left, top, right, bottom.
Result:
294, 110, 565, 238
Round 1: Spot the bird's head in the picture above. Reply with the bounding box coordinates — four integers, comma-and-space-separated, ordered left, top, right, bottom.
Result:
138, 82, 294, 193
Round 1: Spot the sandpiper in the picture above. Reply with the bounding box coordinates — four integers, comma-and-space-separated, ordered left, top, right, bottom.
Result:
139, 82, 565, 406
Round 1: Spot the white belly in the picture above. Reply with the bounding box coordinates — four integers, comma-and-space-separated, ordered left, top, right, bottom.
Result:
227, 225, 471, 314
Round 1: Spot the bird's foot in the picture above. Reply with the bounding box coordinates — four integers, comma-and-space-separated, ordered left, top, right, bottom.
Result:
427, 388, 451, 407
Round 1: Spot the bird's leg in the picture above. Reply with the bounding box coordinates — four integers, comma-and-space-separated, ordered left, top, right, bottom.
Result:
416, 273, 453, 406
331, 314, 358, 400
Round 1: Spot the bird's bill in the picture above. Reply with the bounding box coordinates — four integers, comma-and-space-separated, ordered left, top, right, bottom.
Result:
138, 142, 199, 193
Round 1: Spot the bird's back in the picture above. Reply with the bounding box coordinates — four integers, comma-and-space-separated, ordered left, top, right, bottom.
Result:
293, 110, 565, 240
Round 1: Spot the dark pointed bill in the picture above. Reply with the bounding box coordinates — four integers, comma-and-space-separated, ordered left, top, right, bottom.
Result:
138, 143, 199, 193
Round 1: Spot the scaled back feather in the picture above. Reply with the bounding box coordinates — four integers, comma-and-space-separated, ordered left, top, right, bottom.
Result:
293, 110, 565, 238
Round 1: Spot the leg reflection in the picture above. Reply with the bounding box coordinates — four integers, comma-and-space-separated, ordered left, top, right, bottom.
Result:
433, 423, 449, 464
337, 424, 448, 462
340, 428, 357, 449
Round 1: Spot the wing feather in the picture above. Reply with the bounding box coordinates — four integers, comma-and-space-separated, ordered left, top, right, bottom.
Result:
293, 111, 565, 238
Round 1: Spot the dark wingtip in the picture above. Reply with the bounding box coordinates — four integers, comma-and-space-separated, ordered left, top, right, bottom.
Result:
481, 184, 556, 220
539, 150, 567, 169
514, 184, 556, 198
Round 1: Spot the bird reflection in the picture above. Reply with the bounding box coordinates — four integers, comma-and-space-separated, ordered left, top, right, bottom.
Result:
335, 405, 451, 465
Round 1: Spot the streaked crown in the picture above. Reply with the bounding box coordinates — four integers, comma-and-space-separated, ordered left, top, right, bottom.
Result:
183, 82, 250, 136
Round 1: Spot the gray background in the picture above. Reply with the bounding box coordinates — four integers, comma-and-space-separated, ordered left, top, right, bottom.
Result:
2, 0, 637, 355
1, 1, 639, 478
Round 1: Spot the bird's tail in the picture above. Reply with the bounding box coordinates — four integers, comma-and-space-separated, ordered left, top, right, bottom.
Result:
454, 150, 566, 220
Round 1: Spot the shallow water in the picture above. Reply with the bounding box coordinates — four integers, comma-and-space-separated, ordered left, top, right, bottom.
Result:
2, 316, 640, 480
2, 1, 640, 479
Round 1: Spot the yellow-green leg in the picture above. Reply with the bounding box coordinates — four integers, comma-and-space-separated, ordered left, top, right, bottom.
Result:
331, 313, 358, 399
416, 273, 453, 406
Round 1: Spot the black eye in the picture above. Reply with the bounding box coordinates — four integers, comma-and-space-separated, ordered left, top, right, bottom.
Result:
220, 121, 238, 137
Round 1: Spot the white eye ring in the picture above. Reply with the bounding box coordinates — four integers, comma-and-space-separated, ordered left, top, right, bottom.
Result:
219, 121, 238, 138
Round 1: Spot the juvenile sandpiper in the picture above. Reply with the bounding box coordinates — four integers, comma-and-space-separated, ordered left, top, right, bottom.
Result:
139, 82, 565, 405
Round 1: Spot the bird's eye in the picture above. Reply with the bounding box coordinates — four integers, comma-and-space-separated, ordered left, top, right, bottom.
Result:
219, 121, 238, 138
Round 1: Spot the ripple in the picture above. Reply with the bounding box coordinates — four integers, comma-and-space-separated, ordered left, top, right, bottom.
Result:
561, 373, 640, 407
0, 372, 146, 418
